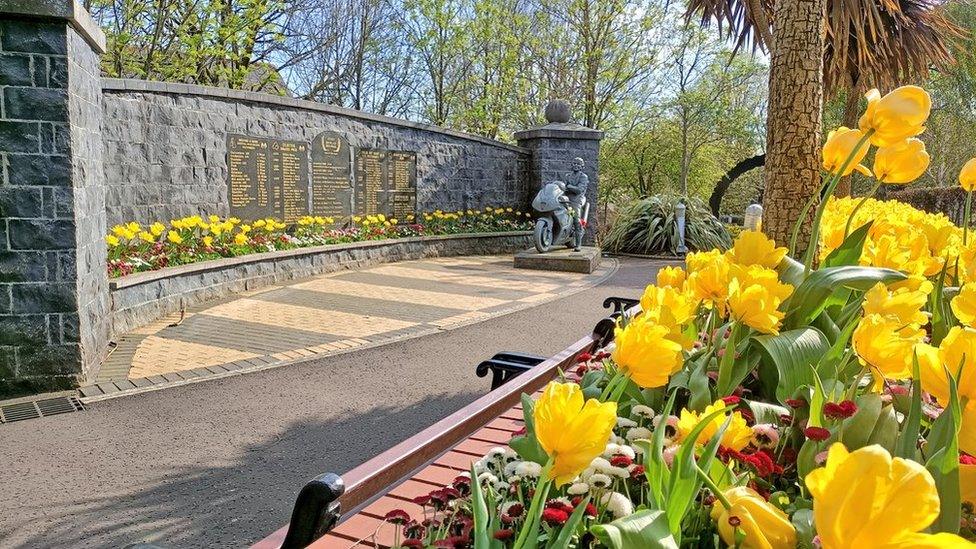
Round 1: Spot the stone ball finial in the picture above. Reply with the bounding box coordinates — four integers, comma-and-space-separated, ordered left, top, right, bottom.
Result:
544, 99, 572, 124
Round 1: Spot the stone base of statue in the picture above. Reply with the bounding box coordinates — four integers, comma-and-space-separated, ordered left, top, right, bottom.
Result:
514, 247, 602, 274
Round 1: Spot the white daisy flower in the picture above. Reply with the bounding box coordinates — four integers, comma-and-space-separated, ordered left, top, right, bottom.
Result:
589, 473, 613, 488
625, 427, 653, 442
567, 482, 590, 495
601, 491, 633, 518
616, 417, 638, 429
631, 405, 655, 420
515, 461, 542, 478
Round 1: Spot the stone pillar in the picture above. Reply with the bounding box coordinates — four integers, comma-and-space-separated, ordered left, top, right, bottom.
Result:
514, 100, 604, 243
0, 1, 109, 397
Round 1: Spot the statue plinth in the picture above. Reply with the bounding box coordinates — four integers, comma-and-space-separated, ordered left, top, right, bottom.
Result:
514, 246, 602, 274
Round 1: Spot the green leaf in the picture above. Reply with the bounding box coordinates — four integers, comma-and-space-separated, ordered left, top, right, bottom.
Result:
895, 355, 924, 459
785, 266, 906, 327
839, 393, 883, 450
550, 494, 591, 548
823, 221, 872, 267
590, 509, 678, 549
666, 409, 730, 539
747, 400, 789, 425
925, 370, 962, 534
470, 463, 490, 549
777, 255, 806, 287
929, 262, 956, 345
509, 393, 548, 465
752, 328, 830, 403
791, 509, 816, 549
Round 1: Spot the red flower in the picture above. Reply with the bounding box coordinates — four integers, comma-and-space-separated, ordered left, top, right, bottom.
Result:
630, 465, 646, 479
823, 400, 858, 420
541, 507, 570, 525
433, 536, 470, 548
383, 509, 411, 525
402, 540, 425, 548
577, 352, 593, 363
785, 398, 806, 409
741, 449, 784, 477
804, 426, 831, 441
610, 454, 633, 467
779, 414, 794, 425
493, 529, 515, 541
545, 500, 574, 514
412, 495, 431, 506
961, 454, 976, 465
722, 396, 741, 406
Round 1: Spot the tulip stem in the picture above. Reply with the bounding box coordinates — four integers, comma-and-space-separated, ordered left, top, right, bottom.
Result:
795, 131, 874, 274
694, 463, 732, 510
512, 460, 553, 549
964, 190, 973, 245
843, 180, 883, 238
716, 322, 742, 397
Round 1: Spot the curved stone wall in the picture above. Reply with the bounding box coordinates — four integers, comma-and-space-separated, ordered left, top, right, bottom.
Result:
100, 79, 532, 227
109, 232, 532, 335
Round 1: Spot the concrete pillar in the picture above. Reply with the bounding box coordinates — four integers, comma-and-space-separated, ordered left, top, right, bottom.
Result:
0, 1, 109, 397
514, 100, 603, 243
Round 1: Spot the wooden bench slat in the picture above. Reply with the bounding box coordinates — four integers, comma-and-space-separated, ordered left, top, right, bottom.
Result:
413, 463, 465, 485
469, 426, 516, 444
454, 438, 502, 457
388, 478, 445, 500
485, 417, 523, 432
360, 497, 427, 523
325, 513, 396, 548
433, 450, 479, 471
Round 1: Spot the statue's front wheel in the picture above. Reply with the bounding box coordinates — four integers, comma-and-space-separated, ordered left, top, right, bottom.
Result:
534, 218, 553, 253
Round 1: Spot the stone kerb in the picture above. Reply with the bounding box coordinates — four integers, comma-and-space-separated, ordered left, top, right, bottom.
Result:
109, 232, 533, 336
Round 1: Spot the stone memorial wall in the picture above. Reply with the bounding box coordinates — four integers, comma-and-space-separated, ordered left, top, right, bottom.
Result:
99, 80, 534, 227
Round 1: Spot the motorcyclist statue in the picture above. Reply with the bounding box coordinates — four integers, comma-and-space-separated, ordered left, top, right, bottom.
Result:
529, 157, 591, 253
564, 157, 588, 251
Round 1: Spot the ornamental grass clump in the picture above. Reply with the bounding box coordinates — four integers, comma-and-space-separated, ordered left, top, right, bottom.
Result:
372, 85, 976, 548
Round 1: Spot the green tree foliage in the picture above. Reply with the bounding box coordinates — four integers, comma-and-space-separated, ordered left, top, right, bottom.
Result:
91, 0, 288, 91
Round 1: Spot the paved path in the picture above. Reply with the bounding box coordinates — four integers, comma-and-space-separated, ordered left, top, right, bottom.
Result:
88, 256, 615, 399
0, 257, 672, 549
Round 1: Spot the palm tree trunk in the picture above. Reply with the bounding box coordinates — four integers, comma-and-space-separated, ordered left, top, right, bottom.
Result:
835, 80, 862, 198
762, 0, 827, 255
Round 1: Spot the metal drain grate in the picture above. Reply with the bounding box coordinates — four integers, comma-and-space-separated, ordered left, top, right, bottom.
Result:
0, 396, 84, 424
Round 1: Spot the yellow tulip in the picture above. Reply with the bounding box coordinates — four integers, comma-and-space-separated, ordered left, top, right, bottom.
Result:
687, 254, 731, 313
111, 224, 128, 238
166, 231, 182, 245
676, 400, 753, 451
639, 285, 699, 349
852, 314, 925, 384
533, 381, 617, 486
872, 138, 930, 184
963, 403, 976, 457
234, 233, 248, 245
927, 327, 976, 402
711, 486, 797, 549
126, 221, 140, 233
685, 249, 724, 273
105, 235, 120, 247
951, 283, 976, 329
822, 127, 872, 176
806, 443, 972, 548
858, 86, 932, 147
727, 277, 789, 335
725, 230, 788, 269
960, 158, 976, 192
202, 236, 213, 248
611, 315, 684, 388
861, 282, 928, 329
962, 460, 975, 506
139, 231, 155, 244
150, 222, 166, 237
655, 265, 686, 288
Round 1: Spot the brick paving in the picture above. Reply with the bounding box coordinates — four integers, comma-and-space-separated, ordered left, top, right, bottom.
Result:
83, 255, 617, 400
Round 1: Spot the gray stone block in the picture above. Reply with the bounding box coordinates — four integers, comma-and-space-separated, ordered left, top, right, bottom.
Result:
0, 186, 42, 217
0, 120, 40, 153
7, 218, 76, 250
4, 87, 67, 121
0, 251, 48, 282
0, 20, 67, 55
0, 314, 48, 345
17, 343, 82, 375
514, 246, 602, 273
0, 53, 33, 86
47, 55, 68, 88
11, 282, 78, 313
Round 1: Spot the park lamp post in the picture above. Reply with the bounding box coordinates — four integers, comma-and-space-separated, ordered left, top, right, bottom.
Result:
675, 200, 688, 255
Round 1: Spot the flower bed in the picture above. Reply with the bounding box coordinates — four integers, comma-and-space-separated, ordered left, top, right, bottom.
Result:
357, 86, 976, 548
105, 207, 533, 278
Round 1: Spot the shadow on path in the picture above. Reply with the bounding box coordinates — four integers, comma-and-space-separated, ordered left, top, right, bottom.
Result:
1, 393, 477, 549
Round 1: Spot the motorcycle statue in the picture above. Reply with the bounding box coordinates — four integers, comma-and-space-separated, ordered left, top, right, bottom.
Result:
531, 181, 588, 253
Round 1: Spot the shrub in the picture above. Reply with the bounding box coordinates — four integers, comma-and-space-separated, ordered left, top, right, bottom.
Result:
603, 195, 732, 255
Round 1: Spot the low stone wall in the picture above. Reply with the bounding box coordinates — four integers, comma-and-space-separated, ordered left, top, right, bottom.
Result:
109, 232, 532, 336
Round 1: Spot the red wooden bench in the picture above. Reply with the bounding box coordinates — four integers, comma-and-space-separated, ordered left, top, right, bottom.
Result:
252, 298, 636, 549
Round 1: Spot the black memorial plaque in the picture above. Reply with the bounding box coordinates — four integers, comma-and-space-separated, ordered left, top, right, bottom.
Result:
228, 133, 416, 223
269, 139, 310, 223
388, 151, 417, 220
310, 131, 353, 218
354, 149, 417, 219
227, 135, 272, 222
